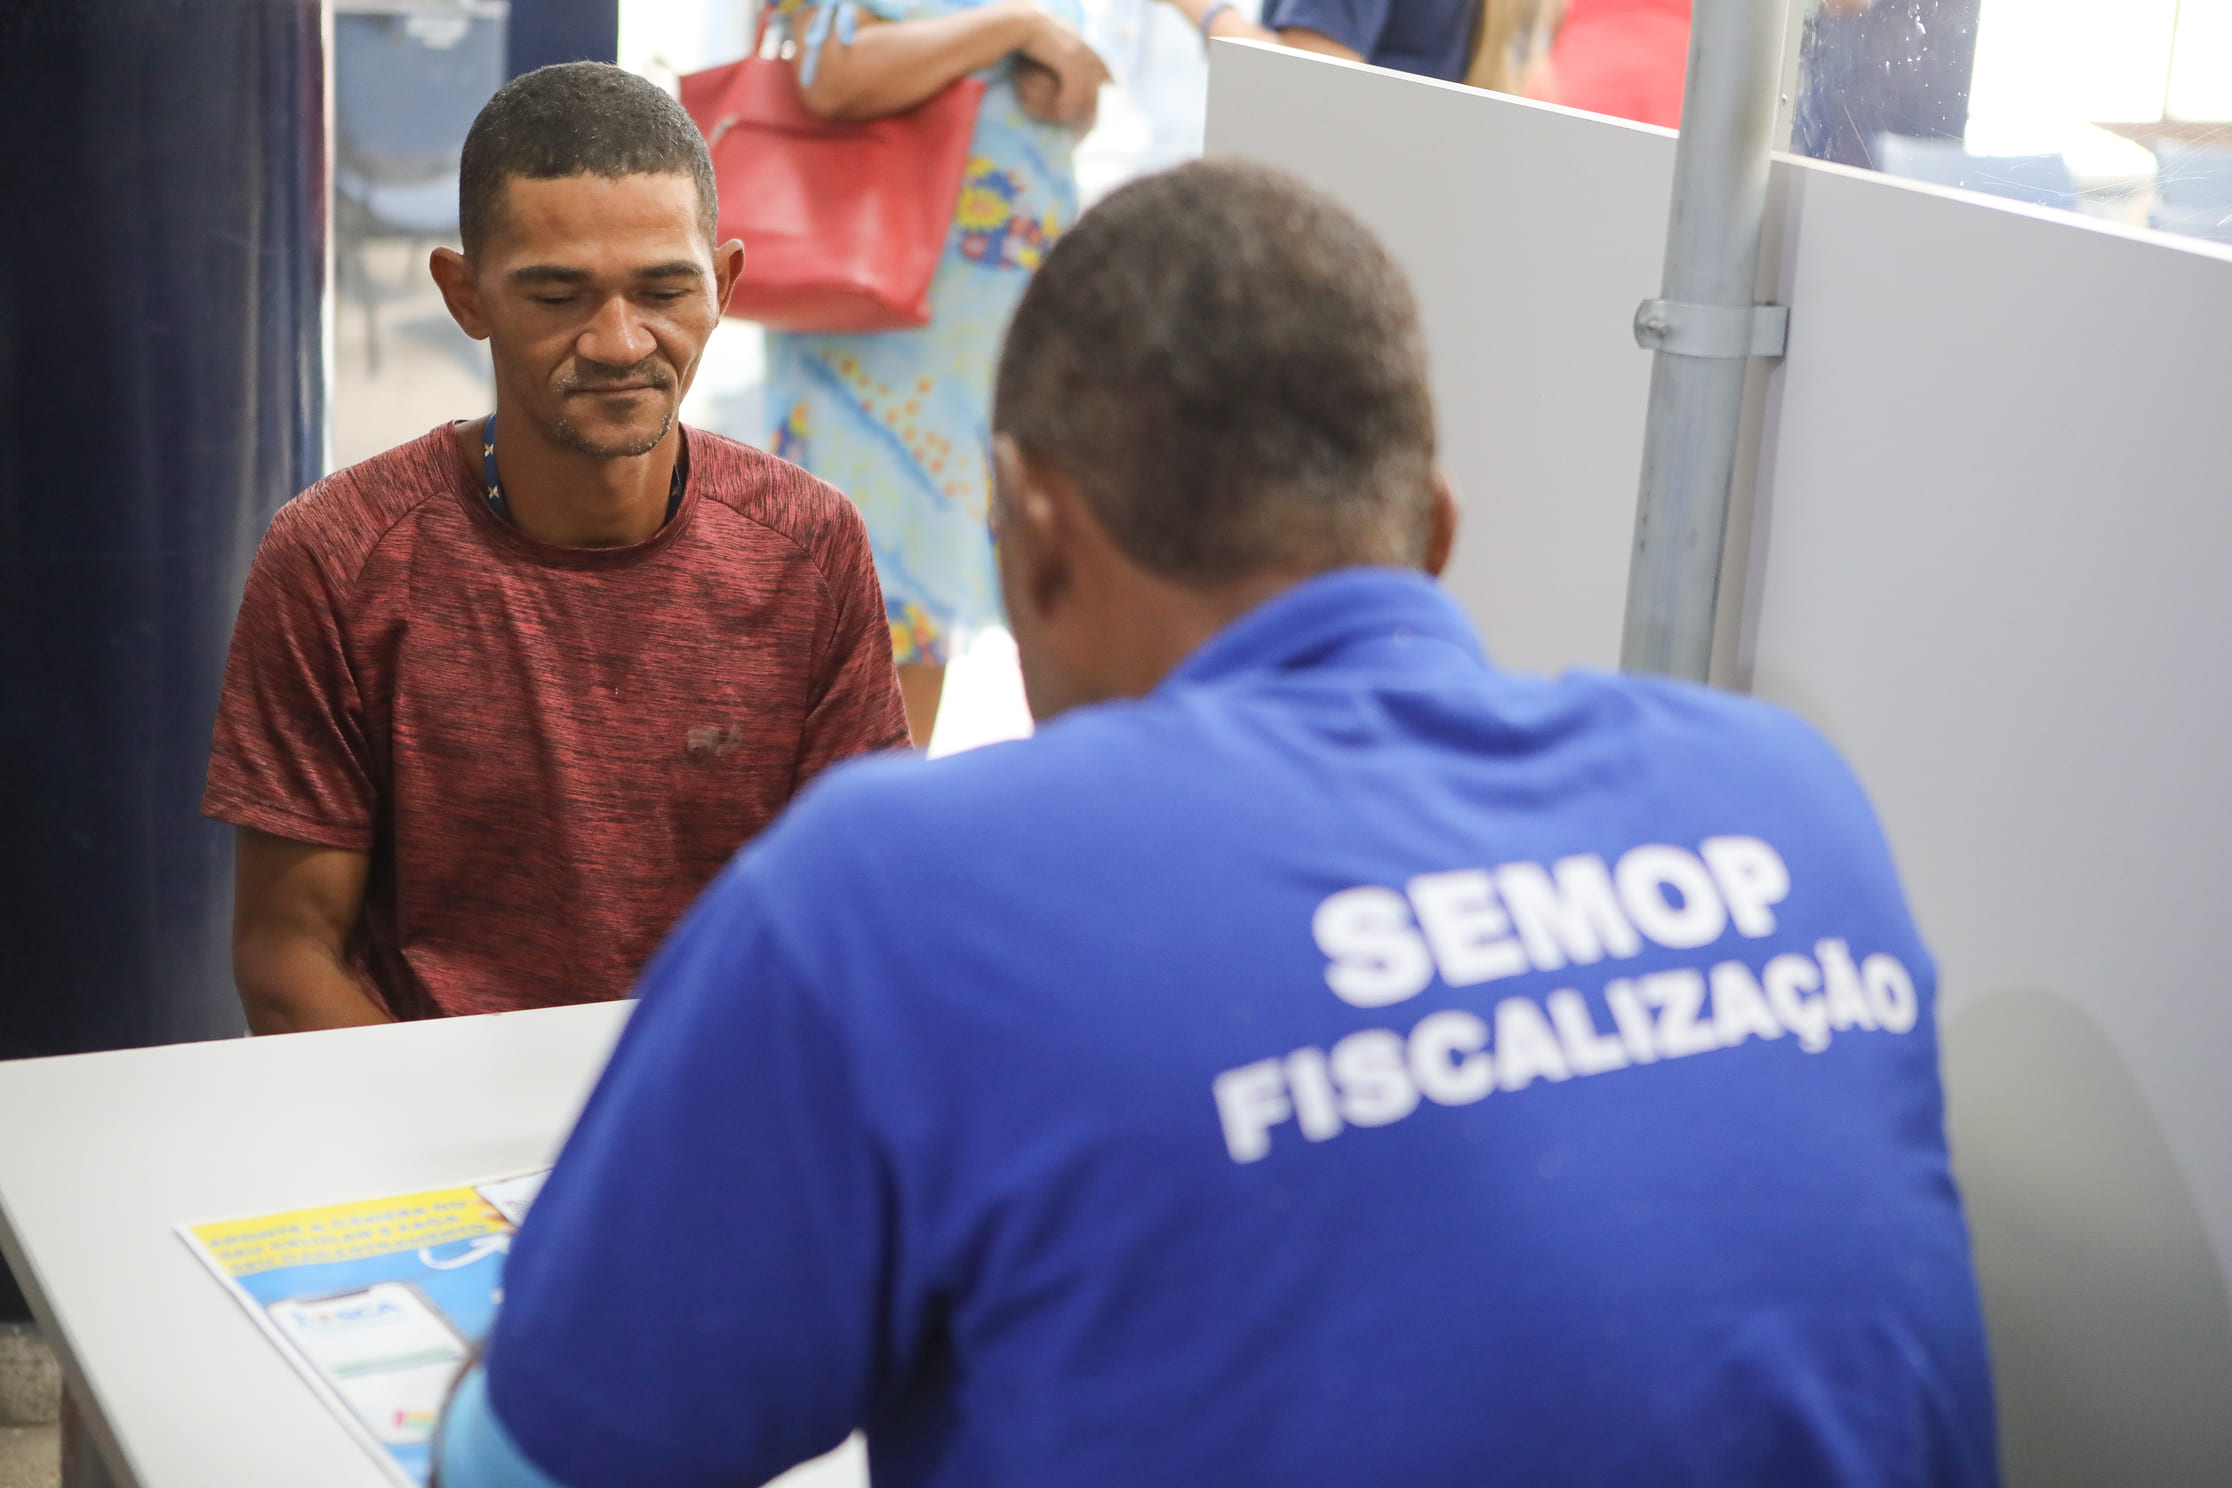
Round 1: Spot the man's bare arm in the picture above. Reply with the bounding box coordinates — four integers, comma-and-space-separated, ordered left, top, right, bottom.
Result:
232, 827, 393, 1035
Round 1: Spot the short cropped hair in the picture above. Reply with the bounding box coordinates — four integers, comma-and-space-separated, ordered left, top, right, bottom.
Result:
458, 62, 717, 256
994, 161, 1438, 585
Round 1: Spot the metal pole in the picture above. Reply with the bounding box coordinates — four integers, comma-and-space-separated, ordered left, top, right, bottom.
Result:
1619, 0, 1793, 680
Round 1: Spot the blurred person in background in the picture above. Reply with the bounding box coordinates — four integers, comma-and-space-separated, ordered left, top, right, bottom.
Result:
1156, 0, 1478, 82
764, 0, 1108, 745
1518, 0, 1874, 132
1518, 0, 1686, 127
1464, 0, 1563, 95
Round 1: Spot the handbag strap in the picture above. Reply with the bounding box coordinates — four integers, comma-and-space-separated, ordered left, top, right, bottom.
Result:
706, 6, 775, 148
709, 0, 903, 143
706, 1, 805, 146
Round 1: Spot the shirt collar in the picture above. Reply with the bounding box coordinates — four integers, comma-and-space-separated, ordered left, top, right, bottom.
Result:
1159, 567, 1489, 692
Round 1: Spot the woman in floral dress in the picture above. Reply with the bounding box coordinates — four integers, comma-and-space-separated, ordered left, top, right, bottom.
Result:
770, 0, 1106, 743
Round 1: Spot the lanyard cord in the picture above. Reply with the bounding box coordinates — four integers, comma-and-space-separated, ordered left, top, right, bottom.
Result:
481, 412, 687, 530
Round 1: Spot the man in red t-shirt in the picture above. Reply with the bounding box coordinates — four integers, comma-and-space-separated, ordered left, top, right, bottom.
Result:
205, 63, 909, 1033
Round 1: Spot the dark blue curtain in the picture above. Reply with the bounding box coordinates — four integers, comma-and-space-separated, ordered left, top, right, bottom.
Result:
0, 0, 326, 1074
506, 0, 619, 78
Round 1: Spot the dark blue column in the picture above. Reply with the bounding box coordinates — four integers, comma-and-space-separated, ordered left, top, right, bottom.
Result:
505, 0, 619, 77
0, 1, 326, 1063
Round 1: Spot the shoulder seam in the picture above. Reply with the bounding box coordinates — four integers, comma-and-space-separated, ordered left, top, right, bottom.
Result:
282, 448, 464, 598
714, 502, 840, 597
338, 483, 453, 594
693, 445, 853, 600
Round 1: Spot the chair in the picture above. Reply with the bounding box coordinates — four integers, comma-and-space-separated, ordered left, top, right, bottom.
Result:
2150, 142, 2232, 246
1873, 134, 2081, 213
334, 5, 507, 371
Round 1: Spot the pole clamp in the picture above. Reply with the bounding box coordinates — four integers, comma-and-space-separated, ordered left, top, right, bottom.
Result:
1632, 299, 1790, 359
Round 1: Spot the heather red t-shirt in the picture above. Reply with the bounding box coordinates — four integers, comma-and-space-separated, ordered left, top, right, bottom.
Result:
204, 424, 910, 1020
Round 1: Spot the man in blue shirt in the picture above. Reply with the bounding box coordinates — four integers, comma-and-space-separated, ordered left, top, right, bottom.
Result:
439, 160, 1997, 1487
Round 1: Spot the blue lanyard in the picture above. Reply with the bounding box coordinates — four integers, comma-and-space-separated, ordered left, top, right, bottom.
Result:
480, 413, 687, 530
479, 414, 512, 524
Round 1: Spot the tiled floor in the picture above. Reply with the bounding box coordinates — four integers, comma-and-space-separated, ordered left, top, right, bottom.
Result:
0, 1328, 57, 1488
0, 1426, 57, 1488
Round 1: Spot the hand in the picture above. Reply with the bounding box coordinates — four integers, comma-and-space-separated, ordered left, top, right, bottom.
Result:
1015, 55, 1100, 131
1016, 10, 1108, 128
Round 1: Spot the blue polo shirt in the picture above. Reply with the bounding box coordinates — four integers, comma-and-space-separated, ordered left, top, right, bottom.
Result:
467, 568, 1996, 1488
1261, 0, 1477, 80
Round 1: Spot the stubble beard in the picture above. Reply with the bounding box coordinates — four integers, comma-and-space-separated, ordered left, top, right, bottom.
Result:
550, 403, 676, 460
548, 353, 681, 458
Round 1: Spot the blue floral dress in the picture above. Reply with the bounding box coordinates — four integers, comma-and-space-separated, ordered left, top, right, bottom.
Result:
767, 0, 1084, 667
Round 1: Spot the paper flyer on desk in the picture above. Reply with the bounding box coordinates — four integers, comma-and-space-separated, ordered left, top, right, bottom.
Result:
178, 1170, 547, 1488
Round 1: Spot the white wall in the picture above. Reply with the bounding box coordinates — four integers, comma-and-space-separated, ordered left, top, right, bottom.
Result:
1208, 39, 2232, 1483
1207, 47, 1674, 675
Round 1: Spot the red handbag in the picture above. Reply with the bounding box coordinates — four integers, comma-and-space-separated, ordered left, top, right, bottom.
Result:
679, 37, 986, 334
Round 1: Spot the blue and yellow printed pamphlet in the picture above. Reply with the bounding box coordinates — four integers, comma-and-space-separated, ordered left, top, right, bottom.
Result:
179, 1171, 545, 1487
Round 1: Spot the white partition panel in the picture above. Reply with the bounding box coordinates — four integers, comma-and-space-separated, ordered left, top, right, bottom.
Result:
1748, 168, 2232, 1485
1208, 40, 2232, 1484
1206, 43, 1674, 673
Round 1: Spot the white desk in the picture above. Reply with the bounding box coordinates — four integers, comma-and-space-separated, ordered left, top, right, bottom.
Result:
0, 1005, 633, 1486
0, 1005, 870, 1488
